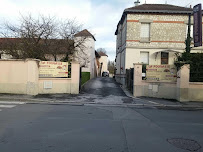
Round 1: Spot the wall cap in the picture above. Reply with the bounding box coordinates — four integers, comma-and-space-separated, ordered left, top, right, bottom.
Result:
133, 63, 143, 65
189, 82, 203, 85
71, 61, 80, 64
0, 58, 40, 62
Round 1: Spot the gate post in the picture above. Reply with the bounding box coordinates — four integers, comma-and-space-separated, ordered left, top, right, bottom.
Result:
70, 62, 80, 94
176, 64, 190, 102
133, 63, 143, 97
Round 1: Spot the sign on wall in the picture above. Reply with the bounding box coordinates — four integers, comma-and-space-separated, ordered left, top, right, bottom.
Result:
146, 65, 177, 82
193, 4, 202, 47
39, 61, 68, 78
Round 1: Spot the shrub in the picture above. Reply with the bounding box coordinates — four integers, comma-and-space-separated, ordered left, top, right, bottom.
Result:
174, 52, 203, 82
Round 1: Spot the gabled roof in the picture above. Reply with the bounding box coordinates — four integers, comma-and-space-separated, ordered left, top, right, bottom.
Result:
75, 29, 96, 41
95, 51, 101, 58
98, 52, 108, 57
125, 4, 192, 14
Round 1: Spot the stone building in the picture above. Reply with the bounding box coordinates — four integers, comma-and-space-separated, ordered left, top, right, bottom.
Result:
115, 3, 203, 85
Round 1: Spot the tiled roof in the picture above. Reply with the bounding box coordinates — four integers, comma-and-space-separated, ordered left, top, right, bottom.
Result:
75, 29, 96, 41
125, 4, 192, 13
98, 52, 108, 57
0, 38, 21, 43
95, 51, 101, 58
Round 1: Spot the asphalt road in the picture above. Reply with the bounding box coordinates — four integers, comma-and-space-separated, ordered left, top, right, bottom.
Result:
0, 77, 202, 152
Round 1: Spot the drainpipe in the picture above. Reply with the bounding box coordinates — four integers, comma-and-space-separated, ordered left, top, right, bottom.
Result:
100, 62, 103, 76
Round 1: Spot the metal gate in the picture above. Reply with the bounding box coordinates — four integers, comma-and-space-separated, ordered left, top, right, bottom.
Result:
126, 68, 134, 93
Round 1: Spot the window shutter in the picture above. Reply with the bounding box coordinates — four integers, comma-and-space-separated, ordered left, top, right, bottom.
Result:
140, 52, 149, 64
140, 23, 150, 38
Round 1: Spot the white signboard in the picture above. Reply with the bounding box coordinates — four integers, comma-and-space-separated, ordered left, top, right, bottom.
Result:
39, 61, 68, 78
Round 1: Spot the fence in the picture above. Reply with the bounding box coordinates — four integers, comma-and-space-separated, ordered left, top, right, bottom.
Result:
126, 68, 134, 93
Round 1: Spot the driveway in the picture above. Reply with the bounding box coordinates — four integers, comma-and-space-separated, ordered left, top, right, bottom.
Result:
80, 77, 132, 104
0, 77, 202, 109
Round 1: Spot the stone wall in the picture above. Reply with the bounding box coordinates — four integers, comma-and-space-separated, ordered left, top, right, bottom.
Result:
126, 14, 203, 50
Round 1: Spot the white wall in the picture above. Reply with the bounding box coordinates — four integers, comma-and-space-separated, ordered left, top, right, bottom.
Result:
0, 59, 80, 95
125, 48, 184, 69
99, 56, 108, 74
74, 37, 95, 78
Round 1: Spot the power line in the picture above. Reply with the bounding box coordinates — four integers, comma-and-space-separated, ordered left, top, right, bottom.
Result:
185, 0, 194, 7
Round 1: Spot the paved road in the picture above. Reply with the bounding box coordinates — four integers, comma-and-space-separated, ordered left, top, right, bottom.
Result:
0, 103, 202, 152
0, 77, 202, 152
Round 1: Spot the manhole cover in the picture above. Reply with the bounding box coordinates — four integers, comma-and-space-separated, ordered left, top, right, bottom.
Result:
167, 138, 201, 151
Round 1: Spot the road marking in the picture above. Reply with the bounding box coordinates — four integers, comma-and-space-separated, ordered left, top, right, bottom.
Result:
0, 101, 25, 104
0, 105, 16, 108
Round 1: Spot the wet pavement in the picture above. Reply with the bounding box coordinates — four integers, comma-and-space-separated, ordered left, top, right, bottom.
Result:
0, 77, 203, 110
0, 100, 203, 152
0, 77, 203, 152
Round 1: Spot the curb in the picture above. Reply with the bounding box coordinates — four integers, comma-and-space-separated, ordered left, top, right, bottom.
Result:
0, 97, 203, 110
0, 97, 54, 103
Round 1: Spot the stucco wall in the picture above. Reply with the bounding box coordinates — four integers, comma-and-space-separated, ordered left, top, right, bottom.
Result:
0, 59, 80, 95
133, 64, 203, 102
38, 62, 80, 94
0, 59, 39, 95
99, 56, 108, 74
125, 48, 183, 69
189, 83, 203, 101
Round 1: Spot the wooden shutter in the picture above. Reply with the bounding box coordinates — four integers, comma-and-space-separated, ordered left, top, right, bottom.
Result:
140, 52, 149, 64
140, 23, 150, 38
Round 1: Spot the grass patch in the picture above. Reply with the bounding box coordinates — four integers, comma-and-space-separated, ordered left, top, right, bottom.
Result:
81, 72, 90, 85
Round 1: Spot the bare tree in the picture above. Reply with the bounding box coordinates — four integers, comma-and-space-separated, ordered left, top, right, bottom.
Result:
108, 60, 115, 74
0, 14, 56, 60
0, 14, 88, 61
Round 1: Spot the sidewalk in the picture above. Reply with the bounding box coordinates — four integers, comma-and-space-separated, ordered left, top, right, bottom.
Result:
0, 92, 203, 110
120, 85, 203, 109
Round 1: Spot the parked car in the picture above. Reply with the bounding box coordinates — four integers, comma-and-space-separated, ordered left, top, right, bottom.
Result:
102, 72, 109, 77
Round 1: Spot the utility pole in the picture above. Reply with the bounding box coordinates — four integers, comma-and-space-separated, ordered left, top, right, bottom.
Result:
185, 13, 192, 53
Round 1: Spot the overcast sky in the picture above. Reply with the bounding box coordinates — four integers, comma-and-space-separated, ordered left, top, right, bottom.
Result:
0, 0, 202, 60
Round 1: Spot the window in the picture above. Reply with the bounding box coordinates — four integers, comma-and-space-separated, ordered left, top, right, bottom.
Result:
140, 23, 150, 41
140, 52, 149, 64
161, 52, 169, 64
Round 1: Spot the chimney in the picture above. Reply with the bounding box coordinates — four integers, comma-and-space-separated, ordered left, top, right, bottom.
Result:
134, 0, 140, 6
